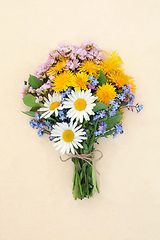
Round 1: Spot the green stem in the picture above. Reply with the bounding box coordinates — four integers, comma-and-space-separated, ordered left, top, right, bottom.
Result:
72, 144, 99, 200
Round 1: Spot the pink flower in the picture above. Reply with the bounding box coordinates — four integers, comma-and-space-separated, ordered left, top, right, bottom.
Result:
35, 96, 43, 103
21, 85, 29, 98
29, 86, 36, 93
88, 83, 96, 90
127, 84, 133, 94
76, 48, 87, 60
65, 59, 80, 70
129, 106, 134, 111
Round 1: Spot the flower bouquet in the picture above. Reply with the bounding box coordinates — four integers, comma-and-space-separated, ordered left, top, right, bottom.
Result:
21, 41, 143, 200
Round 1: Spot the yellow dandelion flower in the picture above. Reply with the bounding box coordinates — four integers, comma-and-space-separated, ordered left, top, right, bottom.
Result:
96, 83, 117, 105
70, 72, 88, 91
128, 80, 136, 92
119, 107, 125, 123
53, 71, 74, 92
109, 71, 136, 92
100, 51, 123, 75
47, 59, 67, 77
78, 60, 100, 76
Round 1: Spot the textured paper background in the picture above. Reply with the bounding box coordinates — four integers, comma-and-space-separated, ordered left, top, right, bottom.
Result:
0, 0, 160, 239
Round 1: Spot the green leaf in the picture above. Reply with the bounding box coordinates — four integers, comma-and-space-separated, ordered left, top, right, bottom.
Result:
23, 94, 43, 108
93, 102, 109, 112
46, 117, 57, 123
98, 69, 108, 86
30, 106, 40, 112
98, 129, 115, 138
22, 111, 36, 117
101, 116, 108, 122
28, 75, 43, 89
105, 111, 122, 130
80, 162, 88, 181
83, 143, 88, 151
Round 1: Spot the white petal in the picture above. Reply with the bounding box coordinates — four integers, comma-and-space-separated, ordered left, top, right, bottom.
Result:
79, 112, 84, 123
54, 109, 58, 117
44, 111, 53, 119
82, 110, 89, 121
40, 111, 48, 119
69, 142, 75, 154
68, 94, 76, 102
39, 107, 47, 111
48, 94, 52, 102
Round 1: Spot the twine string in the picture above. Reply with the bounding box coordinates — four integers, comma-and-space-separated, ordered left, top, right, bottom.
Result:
60, 150, 103, 175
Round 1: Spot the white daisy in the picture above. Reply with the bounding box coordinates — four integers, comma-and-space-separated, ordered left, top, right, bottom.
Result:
51, 122, 87, 154
63, 89, 97, 123
39, 93, 63, 119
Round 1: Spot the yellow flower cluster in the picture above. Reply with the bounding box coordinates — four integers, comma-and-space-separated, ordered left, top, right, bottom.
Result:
46, 51, 135, 109
100, 51, 136, 92
52, 71, 89, 92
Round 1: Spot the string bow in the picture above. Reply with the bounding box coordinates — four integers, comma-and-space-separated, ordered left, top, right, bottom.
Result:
60, 150, 103, 175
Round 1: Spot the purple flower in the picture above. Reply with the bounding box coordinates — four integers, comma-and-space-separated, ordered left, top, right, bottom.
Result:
76, 48, 87, 60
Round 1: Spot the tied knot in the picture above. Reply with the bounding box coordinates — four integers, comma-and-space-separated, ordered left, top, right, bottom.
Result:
60, 150, 103, 175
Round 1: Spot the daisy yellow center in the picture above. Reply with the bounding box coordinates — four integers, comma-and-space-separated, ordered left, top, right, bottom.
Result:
50, 101, 60, 110
74, 98, 86, 111
62, 130, 74, 142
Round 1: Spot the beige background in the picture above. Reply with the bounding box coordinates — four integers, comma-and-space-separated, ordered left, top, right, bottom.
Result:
0, 0, 160, 239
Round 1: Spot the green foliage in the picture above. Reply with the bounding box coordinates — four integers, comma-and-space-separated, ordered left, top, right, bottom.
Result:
104, 111, 122, 130
98, 69, 108, 86
46, 116, 57, 123
72, 140, 99, 200
28, 75, 43, 89
22, 94, 43, 108
22, 111, 35, 117
93, 102, 109, 112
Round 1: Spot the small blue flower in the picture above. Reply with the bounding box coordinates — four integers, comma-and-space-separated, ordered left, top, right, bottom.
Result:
122, 85, 130, 94
115, 123, 123, 133
126, 102, 132, 108
109, 110, 116, 117
112, 102, 120, 111
60, 92, 66, 98
58, 110, 64, 115
93, 115, 101, 120
119, 94, 125, 101
35, 112, 40, 121
122, 84, 127, 90
65, 87, 71, 95
49, 136, 54, 141
109, 99, 115, 105
29, 119, 37, 128
98, 122, 107, 135
94, 130, 101, 136
137, 104, 143, 113
38, 123, 44, 130
45, 120, 51, 127
92, 78, 99, 86
88, 76, 99, 86
129, 93, 135, 100
89, 76, 94, 81
96, 110, 106, 119
38, 129, 43, 137
60, 115, 66, 121
113, 132, 118, 138
116, 94, 121, 99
